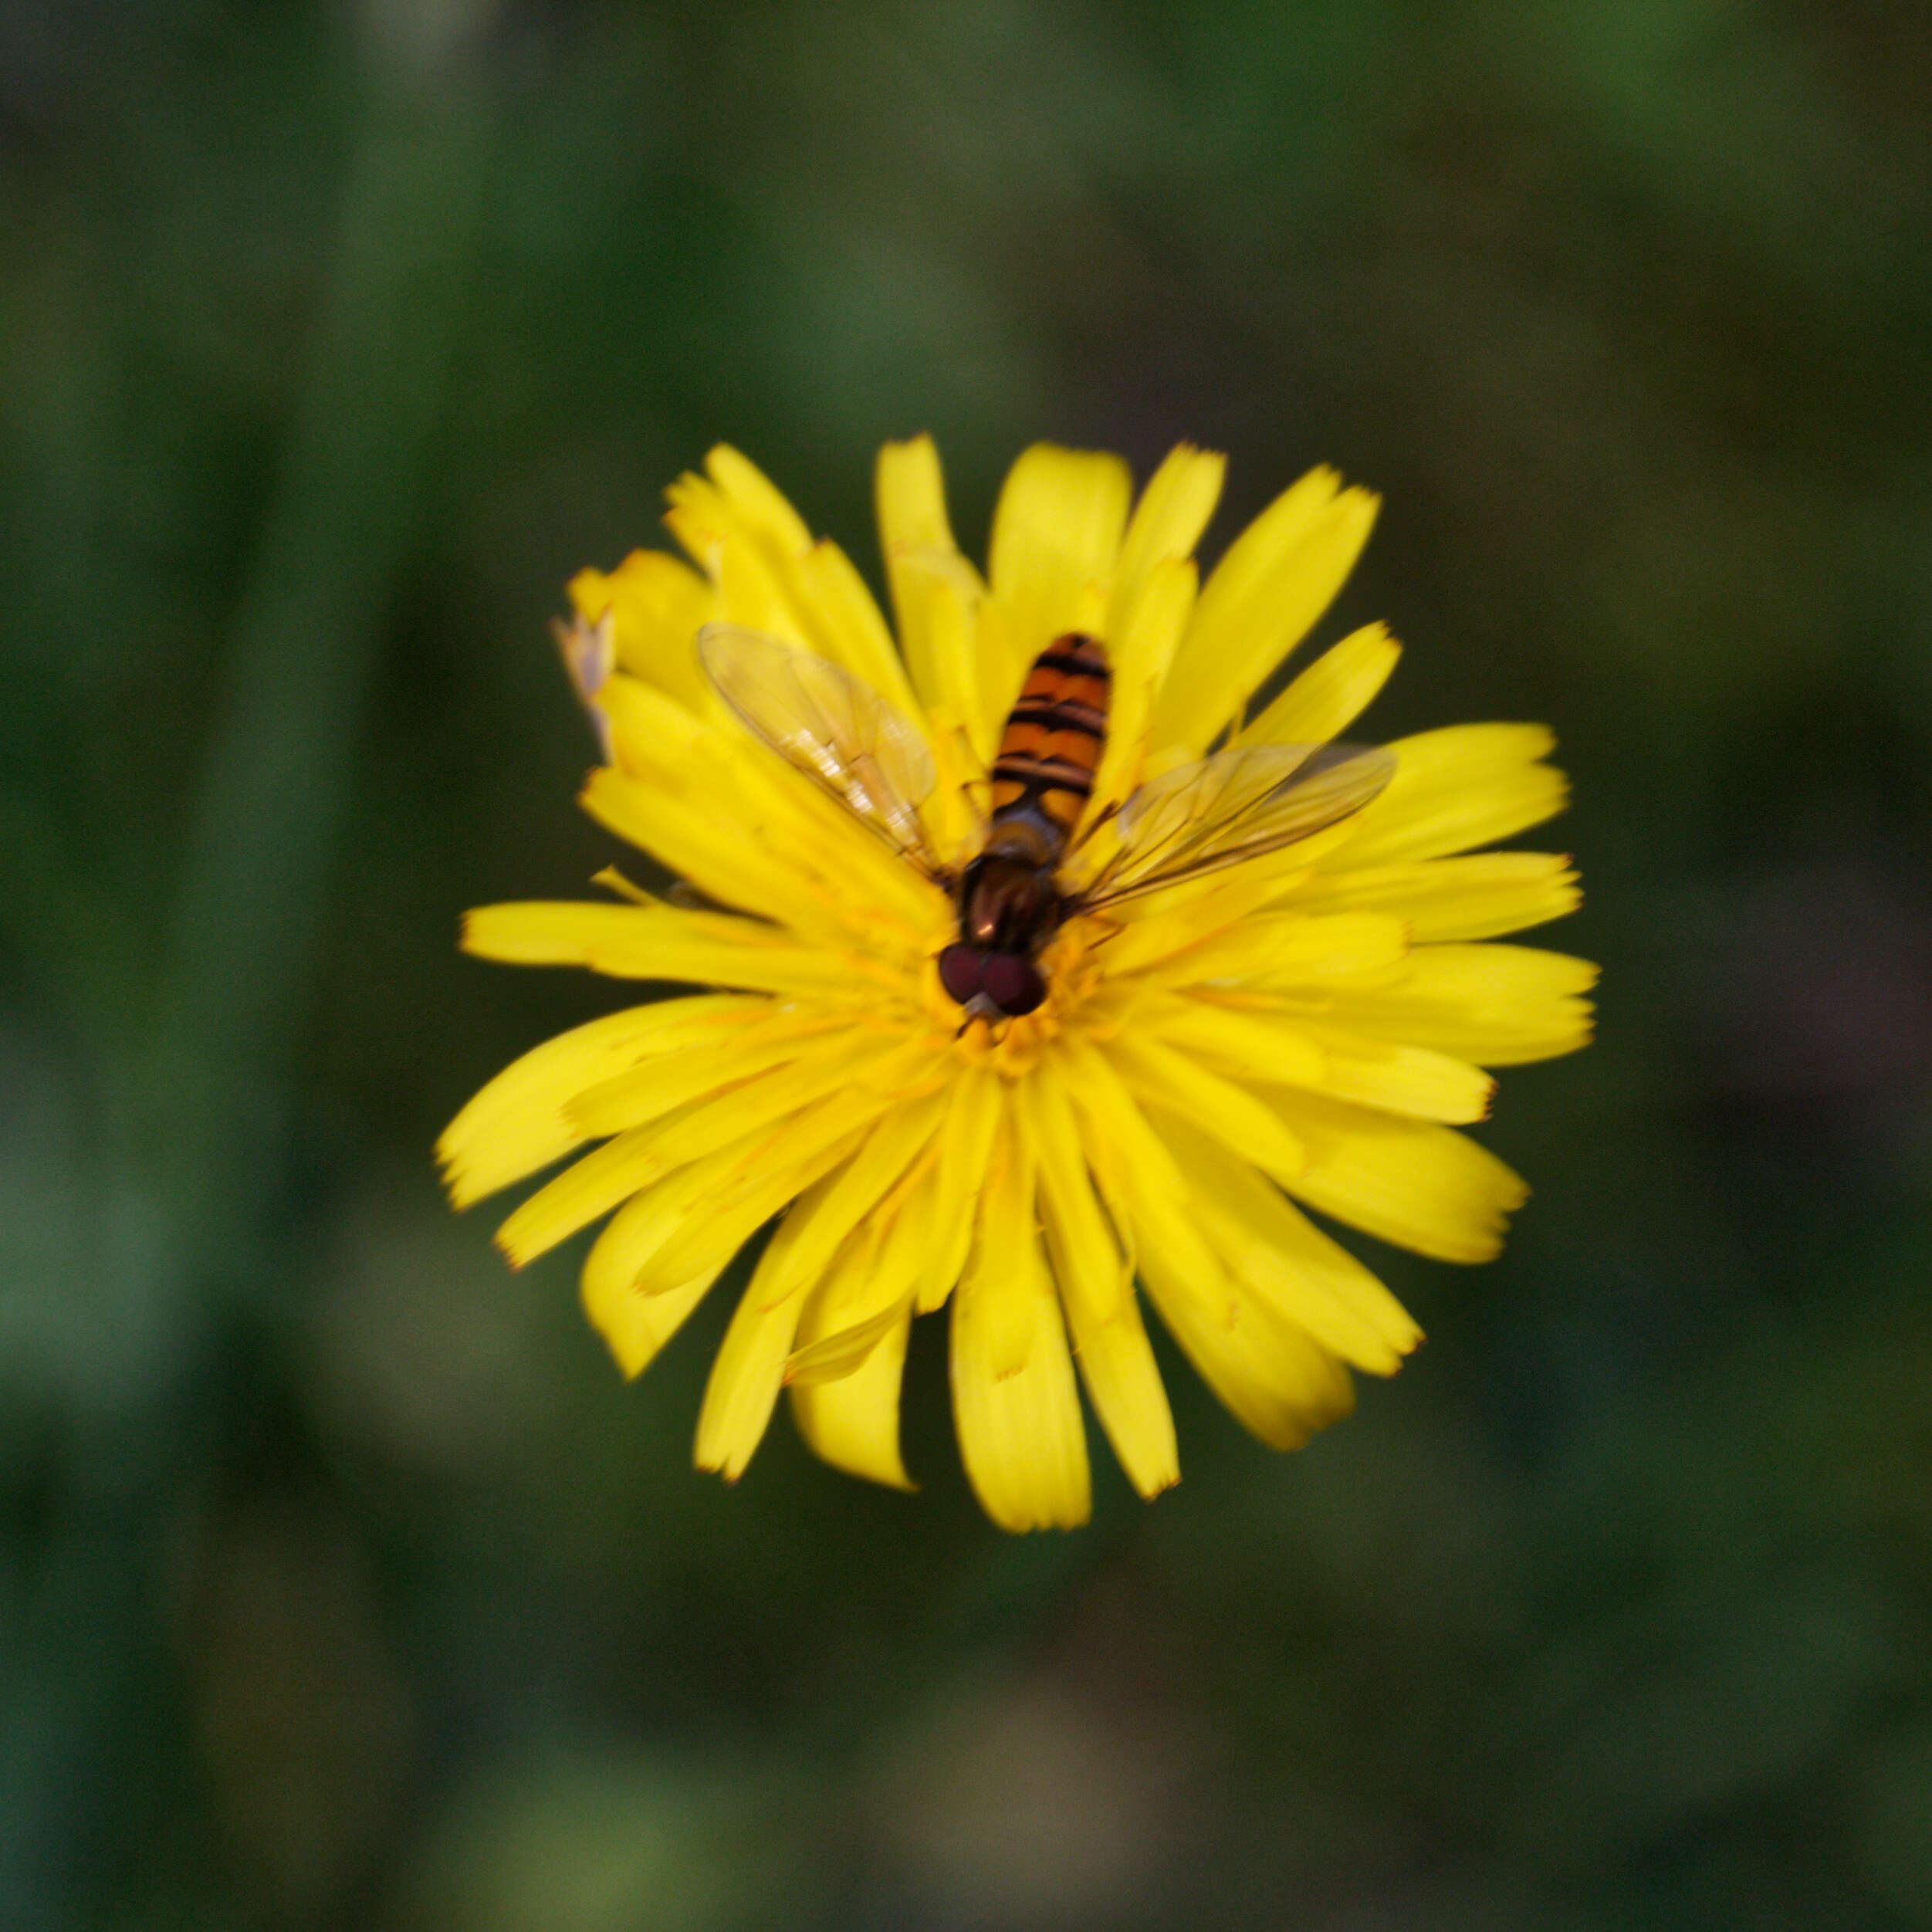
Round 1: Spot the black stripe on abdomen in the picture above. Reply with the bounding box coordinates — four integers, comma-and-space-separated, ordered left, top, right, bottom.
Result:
1004, 698, 1106, 736
992, 753, 1096, 794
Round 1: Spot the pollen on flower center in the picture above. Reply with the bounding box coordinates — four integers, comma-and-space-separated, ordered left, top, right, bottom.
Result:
915, 912, 1118, 1070
1033, 916, 1115, 1025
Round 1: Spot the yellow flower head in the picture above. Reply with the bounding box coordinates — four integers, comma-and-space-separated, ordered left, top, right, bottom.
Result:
439, 438, 1594, 1530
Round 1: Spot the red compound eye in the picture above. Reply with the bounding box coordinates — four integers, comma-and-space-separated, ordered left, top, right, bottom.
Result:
937, 944, 984, 1006
981, 952, 1046, 1017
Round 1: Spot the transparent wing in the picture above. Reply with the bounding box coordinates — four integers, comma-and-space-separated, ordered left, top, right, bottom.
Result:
698, 624, 946, 877
1079, 741, 1396, 909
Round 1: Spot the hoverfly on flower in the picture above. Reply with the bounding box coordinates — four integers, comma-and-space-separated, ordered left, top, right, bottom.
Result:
440, 438, 1595, 1530
701, 624, 1396, 1025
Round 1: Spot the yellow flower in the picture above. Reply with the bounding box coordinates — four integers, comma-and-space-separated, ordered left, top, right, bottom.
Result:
439, 438, 1594, 1531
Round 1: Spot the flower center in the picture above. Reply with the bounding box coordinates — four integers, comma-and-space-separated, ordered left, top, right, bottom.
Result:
919, 911, 1116, 1076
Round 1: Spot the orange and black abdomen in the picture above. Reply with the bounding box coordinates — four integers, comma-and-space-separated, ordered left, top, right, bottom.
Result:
990, 633, 1111, 841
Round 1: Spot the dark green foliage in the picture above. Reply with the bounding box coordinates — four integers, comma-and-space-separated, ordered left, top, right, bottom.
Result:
3, 2, 1930, 1925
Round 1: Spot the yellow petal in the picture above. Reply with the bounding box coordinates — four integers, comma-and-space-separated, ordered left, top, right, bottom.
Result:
596, 668, 704, 781
578, 764, 847, 938
1062, 1286, 1177, 1501
575, 1115, 833, 1380
876, 435, 987, 734
494, 1031, 915, 1267
915, 1064, 1003, 1313
1135, 1236, 1356, 1450
1057, 1036, 1187, 1199
461, 900, 661, 967
663, 448, 914, 711
784, 1296, 909, 1388
1148, 910, 1413, 990
1024, 1068, 1178, 1500
1336, 724, 1568, 866
782, 1133, 946, 1484
617, 1031, 915, 1196
905, 561, 990, 769
1107, 444, 1223, 639
662, 472, 780, 611
1139, 995, 1329, 1091
1153, 999, 1493, 1125
702, 736, 956, 940
462, 900, 891, 1002
951, 1221, 1091, 1531
750, 1091, 948, 1308
1240, 622, 1401, 748
1152, 468, 1379, 753
1084, 555, 1197, 827
436, 994, 763, 1209
639, 1055, 936, 1291
1151, 1110, 1421, 1372
1075, 842, 1289, 980
1287, 852, 1581, 942
1108, 897, 1409, 986
1130, 1172, 1362, 1444
568, 548, 717, 712
793, 536, 922, 719
778, 1133, 940, 1357
492, 1118, 689, 1270
563, 1007, 844, 1137
972, 1106, 1042, 1380
1105, 1030, 1308, 1184
574, 1084, 868, 1383
986, 444, 1132, 688
1057, 1040, 1228, 1306
685, 1040, 929, 1484
580, 1262, 722, 1382
693, 1244, 811, 1482
705, 443, 813, 553
1291, 1027, 1494, 1122
1268, 1089, 1530, 1264
787, 1301, 915, 1489
617, 1126, 872, 1331
577, 1145, 773, 1378
1018, 1064, 1126, 1324
1281, 943, 1599, 1066
876, 435, 964, 613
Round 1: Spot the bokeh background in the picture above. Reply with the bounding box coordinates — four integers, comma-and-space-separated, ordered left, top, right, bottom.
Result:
5, 1, 1931, 1926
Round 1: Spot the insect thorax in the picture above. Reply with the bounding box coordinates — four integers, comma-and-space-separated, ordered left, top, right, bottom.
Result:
959, 843, 1061, 952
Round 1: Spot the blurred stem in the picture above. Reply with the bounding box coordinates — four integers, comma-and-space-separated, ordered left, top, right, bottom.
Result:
4, 52, 500, 1932
148, 63, 491, 1260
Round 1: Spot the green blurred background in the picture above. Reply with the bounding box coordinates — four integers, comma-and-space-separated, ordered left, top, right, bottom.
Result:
5, 1, 1931, 1926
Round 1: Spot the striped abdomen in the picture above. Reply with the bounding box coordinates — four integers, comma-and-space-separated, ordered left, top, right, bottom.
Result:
989, 633, 1111, 842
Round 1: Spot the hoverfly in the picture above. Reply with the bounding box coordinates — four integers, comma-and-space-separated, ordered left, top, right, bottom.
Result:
698, 624, 1396, 1023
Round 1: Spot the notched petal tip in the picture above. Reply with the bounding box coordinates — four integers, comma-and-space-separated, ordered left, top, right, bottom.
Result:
1389, 1328, 1426, 1369
436, 1162, 481, 1214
